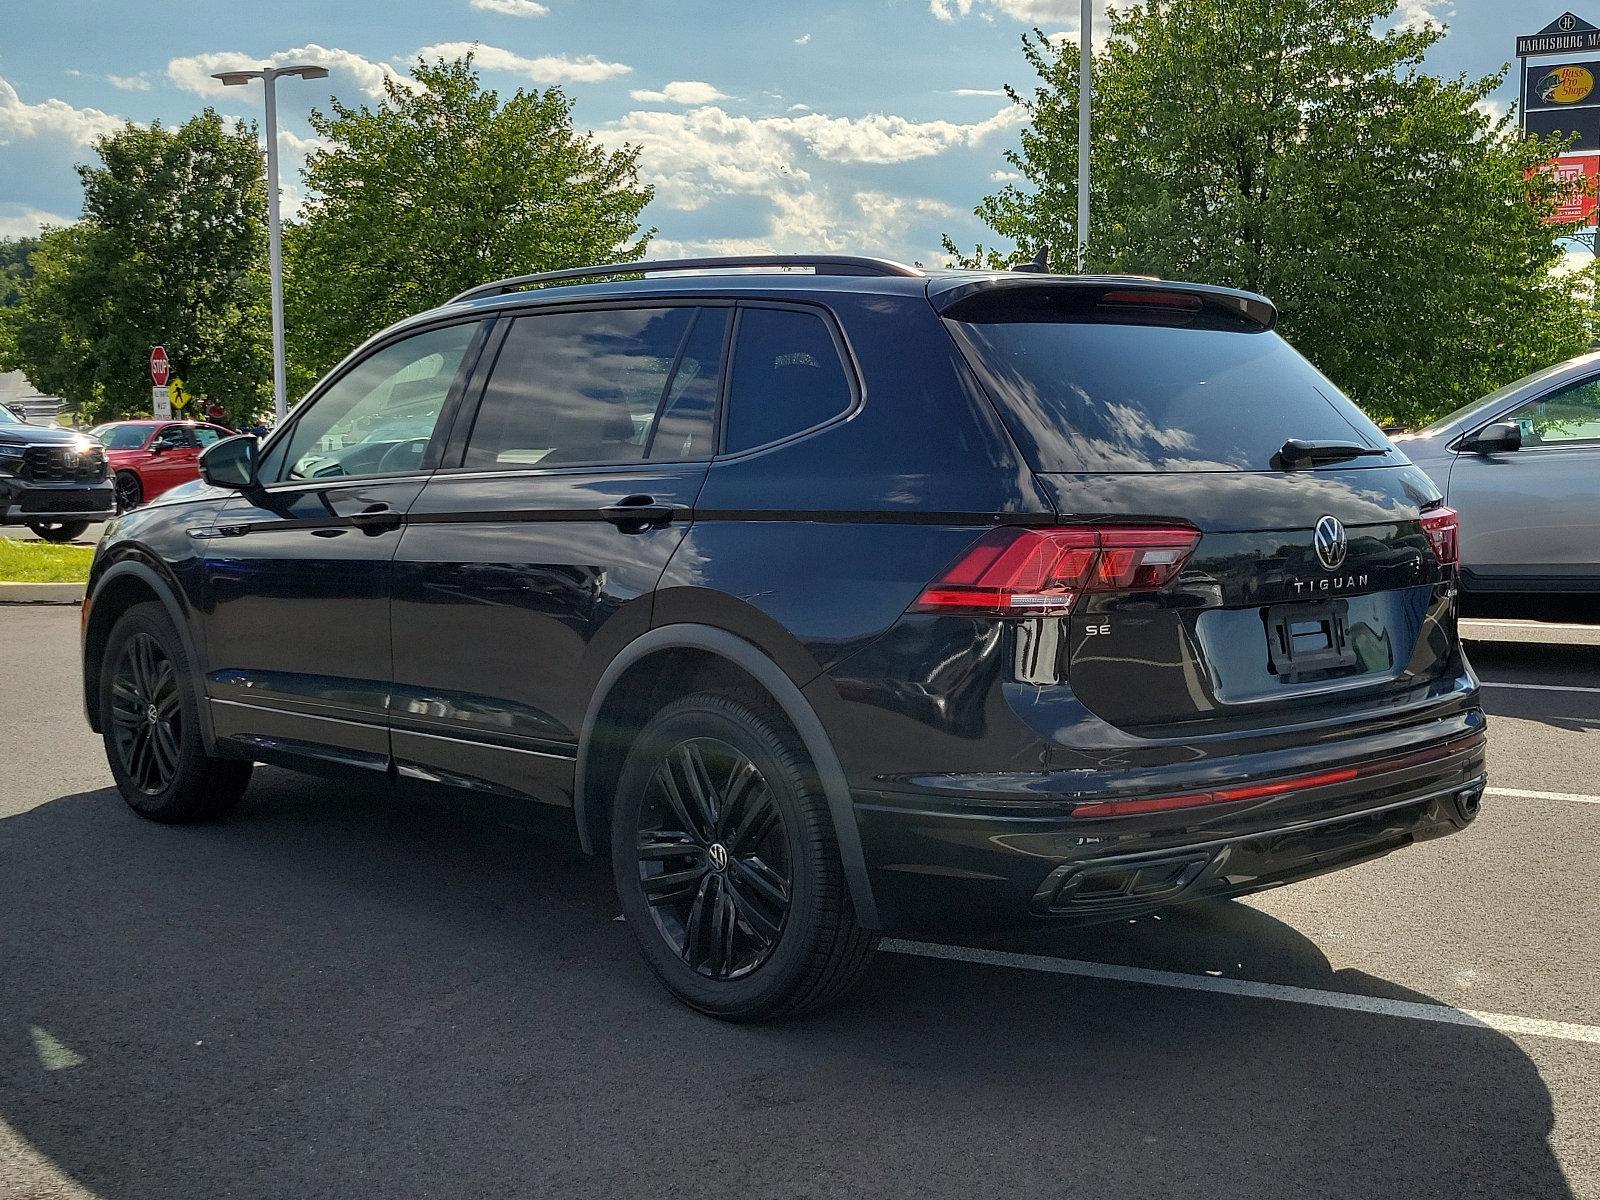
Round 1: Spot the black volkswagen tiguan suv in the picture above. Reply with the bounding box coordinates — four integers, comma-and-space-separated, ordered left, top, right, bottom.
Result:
82, 255, 1485, 1020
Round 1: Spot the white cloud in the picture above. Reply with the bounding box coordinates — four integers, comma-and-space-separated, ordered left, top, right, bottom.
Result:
603, 106, 808, 210
788, 103, 812, 112
651, 190, 960, 262
416, 42, 631, 83
0, 77, 125, 146
602, 103, 1022, 211
0, 205, 77, 238
794, 33, 812, 45
167, 44, 412, 100
630, 80, 731, 104
785, 106, 1023, 164
951, 88, 1006, 97
106, 74, 152, 92
989, 168, 1022, 181
931, 0, 1080, 22
1394, 0, 1450, 32
469, 0, 549, 15
1473, 97, 1506, 125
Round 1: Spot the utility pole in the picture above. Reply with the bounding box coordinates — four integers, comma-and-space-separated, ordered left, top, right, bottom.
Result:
1077, 0, 1093, 272
211, 64, 329, 424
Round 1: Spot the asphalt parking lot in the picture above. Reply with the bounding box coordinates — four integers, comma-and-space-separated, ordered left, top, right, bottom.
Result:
2, 606, 1597, 1200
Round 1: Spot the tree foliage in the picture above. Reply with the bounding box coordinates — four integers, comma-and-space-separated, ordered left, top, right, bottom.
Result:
286, 55, 655, 384
0, 113, 270, 424
0, 237, 40, 309
948, 0, 1599, 427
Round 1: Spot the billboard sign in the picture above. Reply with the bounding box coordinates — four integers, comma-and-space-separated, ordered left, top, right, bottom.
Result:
1518, 12, 1600, 58
1531, 153, 1600, 228
1528, 61, 1599, 107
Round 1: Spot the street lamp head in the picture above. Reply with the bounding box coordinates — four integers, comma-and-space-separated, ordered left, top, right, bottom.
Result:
210, 65, 329, 87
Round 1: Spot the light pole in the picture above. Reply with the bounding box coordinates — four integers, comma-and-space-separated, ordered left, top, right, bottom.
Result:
1077, 0, 1092, 272
212, 64, 328, 424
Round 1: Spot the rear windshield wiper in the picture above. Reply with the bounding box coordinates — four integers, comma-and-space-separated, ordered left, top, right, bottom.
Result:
1275, 438, 1390, 470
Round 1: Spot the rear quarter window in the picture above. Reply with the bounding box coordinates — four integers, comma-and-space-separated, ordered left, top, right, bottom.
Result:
723, 306, 854, 453
947, 310, 1390, 474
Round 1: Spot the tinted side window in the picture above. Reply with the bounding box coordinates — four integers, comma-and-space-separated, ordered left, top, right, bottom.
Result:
464, 307, 716, 469
193, 426, 224, 448
1505, 377, 1600, 447
275, 322, 479, 482
647, 308, 727, 461
723, 307, 854, 453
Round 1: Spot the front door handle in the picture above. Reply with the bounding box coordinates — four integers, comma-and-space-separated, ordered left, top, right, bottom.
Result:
349, 504, 403, 535
599, 496, 676, 533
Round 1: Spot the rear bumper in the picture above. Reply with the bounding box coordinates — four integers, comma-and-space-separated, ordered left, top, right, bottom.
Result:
852, 709, 1487, 931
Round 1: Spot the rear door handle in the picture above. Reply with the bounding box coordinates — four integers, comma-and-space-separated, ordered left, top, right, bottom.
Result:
349, 504, 403, 535
599, 496, 676, 532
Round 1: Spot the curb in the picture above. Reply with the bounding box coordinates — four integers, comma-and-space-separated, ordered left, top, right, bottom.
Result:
1460, 618, 1600, 648
0, 581, 86, 605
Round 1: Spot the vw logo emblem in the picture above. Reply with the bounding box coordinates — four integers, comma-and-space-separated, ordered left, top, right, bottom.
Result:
708, 843, 729, 871
1314, 515, 1348, 571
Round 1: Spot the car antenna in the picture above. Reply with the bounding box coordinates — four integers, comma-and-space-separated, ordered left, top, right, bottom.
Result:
1011, 244, 1050, 274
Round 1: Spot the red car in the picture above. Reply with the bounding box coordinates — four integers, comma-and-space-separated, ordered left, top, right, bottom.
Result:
89, 420, 234, 511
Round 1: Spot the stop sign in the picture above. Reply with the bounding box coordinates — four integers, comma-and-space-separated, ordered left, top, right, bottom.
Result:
149, 346, 170, 387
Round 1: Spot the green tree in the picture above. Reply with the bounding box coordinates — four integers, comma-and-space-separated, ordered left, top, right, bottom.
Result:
0, 227, 96, 418
0, 113, 270, 425
948, 0, 1599, 427
0, 236, 40, 308
286, 54, 655, 384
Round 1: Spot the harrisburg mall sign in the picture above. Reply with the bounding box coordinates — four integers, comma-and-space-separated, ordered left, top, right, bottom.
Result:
1520, 12, 1600, 233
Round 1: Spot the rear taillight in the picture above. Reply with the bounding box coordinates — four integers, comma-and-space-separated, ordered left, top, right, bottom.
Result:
912, 525, 1202, 617
1420, 505, 1458, 565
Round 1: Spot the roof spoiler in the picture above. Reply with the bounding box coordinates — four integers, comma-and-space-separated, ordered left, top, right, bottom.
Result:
929, 274, 1278, 331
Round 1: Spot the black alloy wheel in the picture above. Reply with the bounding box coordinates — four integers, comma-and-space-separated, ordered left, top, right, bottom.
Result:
613, 692, 877, 1021
636, 737, 792, 980
99, 601, 252, 822
109, 631, 182, 795
115, 471, 142, 512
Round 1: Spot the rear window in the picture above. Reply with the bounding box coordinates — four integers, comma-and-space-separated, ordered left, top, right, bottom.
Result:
948, 315, 1390, 474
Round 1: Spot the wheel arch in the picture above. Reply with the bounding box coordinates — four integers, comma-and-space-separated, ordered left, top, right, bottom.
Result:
83, 559, 217, 752
575, 623, 881, 930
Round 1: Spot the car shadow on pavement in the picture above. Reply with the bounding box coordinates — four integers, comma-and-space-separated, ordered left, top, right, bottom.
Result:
1466, 642, 1600, 735
0, 771, 1573, 1200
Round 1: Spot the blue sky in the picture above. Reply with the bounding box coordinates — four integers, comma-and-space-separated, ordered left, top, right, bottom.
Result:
0, 1, 1560, 264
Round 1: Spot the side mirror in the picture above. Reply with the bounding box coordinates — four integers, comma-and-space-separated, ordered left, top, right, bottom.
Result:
200, 434, 260, 491
1462, 421, 1522, 454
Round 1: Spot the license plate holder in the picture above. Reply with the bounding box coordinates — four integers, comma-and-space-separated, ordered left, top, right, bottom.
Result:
1264, 599, 1355, 678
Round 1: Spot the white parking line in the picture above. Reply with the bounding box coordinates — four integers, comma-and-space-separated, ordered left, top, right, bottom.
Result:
1486, 787, 1600, 806
1480, 681, 1600, 695
882, 939, 1600, 1046
1465, 620, 1600, 632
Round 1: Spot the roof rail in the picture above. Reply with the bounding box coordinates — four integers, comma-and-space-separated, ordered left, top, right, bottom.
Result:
448, 255, 924, 304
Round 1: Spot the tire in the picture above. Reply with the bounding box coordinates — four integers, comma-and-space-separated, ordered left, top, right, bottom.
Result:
27, 520, 90, 543
99, 601, 252, 823
611, 691, 877, 1021
114, 470, 143, 513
